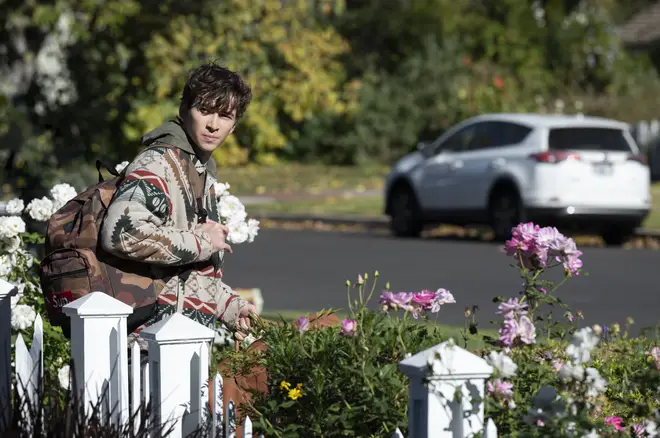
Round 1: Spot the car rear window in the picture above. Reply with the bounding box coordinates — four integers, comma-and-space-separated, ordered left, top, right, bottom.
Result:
548, 127, 632, 152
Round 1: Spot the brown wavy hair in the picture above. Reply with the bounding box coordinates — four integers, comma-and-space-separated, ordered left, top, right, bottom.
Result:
180, 62, 252, 122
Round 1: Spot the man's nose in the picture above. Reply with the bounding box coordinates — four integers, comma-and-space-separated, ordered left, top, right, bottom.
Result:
206, 114, 219, 132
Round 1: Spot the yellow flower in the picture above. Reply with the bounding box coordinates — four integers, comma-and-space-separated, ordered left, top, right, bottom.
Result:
280, 381, 291, 391
288, 386, 303, 400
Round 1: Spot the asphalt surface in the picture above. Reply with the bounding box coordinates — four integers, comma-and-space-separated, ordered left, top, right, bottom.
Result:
223, 228, 660, 334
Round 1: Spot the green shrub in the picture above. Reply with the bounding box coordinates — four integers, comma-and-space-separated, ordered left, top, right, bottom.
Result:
220, 275, 454, 437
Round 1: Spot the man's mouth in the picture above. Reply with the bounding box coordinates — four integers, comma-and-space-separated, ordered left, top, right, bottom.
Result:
202, 134, 219, 142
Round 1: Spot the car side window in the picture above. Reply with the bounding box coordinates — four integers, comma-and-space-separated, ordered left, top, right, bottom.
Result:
435, 123, 479, 154
472, 121, 532, 150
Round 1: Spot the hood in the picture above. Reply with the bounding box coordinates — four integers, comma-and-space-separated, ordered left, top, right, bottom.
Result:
140, 118, 217, 177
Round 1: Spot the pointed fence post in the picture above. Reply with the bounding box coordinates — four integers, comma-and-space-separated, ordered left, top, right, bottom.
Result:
63, 292, 133, 426
14, 315, 43, 435
484, 418, 498, 438
399, 340, 494, 438
0, 279, 17, 432
242, 416, 252, 438
139, 313, 215, 438
392, 427, 404, 438
211, 373, 224, 437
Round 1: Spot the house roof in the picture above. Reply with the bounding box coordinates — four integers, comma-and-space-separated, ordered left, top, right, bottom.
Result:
619, 1, 660, 47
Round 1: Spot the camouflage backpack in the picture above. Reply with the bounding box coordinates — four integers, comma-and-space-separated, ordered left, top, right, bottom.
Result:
39, 144, 207, 338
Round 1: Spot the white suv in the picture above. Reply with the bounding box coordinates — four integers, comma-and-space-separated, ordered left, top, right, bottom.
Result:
384, 113, 651, 245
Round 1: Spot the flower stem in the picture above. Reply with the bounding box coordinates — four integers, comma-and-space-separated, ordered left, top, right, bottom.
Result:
365, 275, 377, 307
347, 282, 353, 314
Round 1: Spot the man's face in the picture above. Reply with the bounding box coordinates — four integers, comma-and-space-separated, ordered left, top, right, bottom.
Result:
181, 105, 237, 154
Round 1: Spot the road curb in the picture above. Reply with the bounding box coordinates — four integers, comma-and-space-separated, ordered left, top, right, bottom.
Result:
253, 213, 660, 238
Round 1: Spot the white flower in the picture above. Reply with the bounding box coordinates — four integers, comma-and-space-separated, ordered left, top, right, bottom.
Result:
11, 304, 36, 330
5, 198, 25, 215
218, 195, 247, 224
14, 280, 26, 296
0, 216, 26, 239
584, 367, 606, 397
9, 281, 25, 309
566, 422, 577, 436
213, 181, 231, 197
115, 161, 129, 173
566, 327, 600, 364
644, 420, 657, 436
0, 236, 21, 253
581, 429, 601, 438
214, 326, 233, 346
26, 197, 56, 221
246, 218, 260, 243
0, 254, 12, 277
21, 249, 34, 269
572, 327, 600, 350
227, 220, 249, 244
558, 362, 585, 382
486, 350, 518, 378
50, 183, 77, 210
58, 365, 71, 390
10, 294, 21, 309
4, 248, 33, 270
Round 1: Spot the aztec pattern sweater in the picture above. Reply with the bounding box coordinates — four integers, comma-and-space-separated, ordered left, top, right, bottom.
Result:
100, 119, 247, 340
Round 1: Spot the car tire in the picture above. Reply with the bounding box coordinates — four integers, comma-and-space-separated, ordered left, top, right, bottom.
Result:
388, 184, 424, 238
489, 189, 524, 242
601, 227, 635, 247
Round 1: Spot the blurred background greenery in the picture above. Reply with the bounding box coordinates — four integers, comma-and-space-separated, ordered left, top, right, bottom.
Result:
2, 0, 660, 200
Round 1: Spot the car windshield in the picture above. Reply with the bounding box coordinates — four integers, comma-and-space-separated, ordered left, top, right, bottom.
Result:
548, 127, 632, 152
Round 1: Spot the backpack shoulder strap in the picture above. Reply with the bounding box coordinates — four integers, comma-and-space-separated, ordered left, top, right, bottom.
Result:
104, 143, 208, 219
96, 160, 121, 183
97, 143, 182, 183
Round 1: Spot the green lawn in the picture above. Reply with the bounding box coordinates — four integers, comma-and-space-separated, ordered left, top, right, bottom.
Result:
219, 164, 389, 195
249, 195, 384, 216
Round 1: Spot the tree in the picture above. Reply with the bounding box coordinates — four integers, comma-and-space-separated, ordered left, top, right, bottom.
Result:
1, 0, 352, 195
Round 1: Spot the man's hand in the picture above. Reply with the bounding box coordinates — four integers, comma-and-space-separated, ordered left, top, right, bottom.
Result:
238, 303, 258, 330
197, 219, 232, 254
234, 303, 258, 342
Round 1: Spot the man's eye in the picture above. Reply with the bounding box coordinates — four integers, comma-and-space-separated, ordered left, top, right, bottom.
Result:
199, 107, 210, 115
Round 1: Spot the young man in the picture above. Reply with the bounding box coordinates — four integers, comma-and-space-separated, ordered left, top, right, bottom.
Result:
100, 63, 256, 344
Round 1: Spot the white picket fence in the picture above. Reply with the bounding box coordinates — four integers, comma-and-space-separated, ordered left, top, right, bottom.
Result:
0, 279, 499, 437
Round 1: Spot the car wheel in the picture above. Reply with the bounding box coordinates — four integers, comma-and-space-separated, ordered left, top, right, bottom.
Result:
388, 184, 424, 238
601, 227, 635, 247
489, 189, 523, 241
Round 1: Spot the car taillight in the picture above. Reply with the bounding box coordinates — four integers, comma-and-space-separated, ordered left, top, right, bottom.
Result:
627, 154, 647, 165
529, 151, 580, 163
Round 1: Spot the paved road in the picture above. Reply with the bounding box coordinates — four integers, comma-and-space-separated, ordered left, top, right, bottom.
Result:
223, 229, 660, 333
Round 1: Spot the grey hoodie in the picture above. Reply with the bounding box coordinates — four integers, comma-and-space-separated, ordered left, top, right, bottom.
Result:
141, 118, 217, 177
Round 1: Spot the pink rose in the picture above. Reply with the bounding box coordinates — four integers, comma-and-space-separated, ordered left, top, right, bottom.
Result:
341, 319, 357, 336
